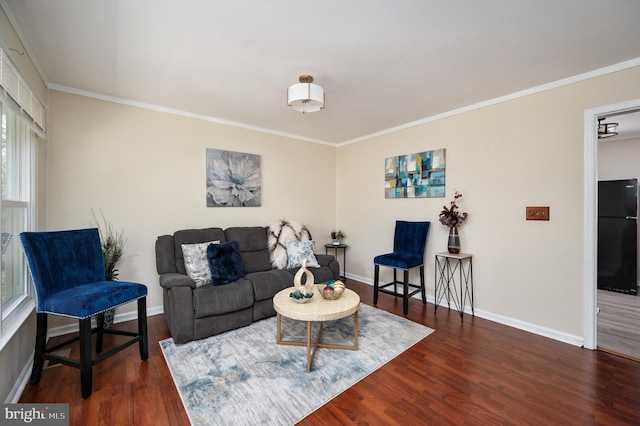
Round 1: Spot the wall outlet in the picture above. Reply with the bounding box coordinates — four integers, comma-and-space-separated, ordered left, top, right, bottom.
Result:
526, 206, 550, 221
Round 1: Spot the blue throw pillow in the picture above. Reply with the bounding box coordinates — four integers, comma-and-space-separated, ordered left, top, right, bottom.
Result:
206, 240, 246, 285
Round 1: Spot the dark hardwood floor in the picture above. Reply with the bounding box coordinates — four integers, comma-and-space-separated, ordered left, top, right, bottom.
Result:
20, 280, 640, 425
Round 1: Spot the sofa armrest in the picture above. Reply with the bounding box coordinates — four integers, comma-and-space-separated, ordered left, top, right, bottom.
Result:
163, 285, 196, 344
316, 254, 341, 280
315, 254, 334, 267
159, 272, 197, 289
156, 234, 177, 274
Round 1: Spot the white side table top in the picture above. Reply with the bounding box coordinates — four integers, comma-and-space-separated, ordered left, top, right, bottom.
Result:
435, 251, 473, 260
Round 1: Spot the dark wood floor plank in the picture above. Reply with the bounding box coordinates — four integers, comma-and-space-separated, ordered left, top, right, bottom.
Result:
19, 280, 640, 425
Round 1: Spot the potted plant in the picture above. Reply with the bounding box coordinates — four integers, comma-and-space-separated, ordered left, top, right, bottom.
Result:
91, 209, 126, 328
330, 230, 344, 245
438, 191, 468, 253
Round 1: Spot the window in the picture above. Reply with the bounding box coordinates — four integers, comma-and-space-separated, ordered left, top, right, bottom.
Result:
0, 46, 42, 348
0, 99, 36, 340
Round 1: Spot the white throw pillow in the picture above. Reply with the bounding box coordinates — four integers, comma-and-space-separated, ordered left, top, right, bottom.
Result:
182, 240, 220, 287
286, 240, 321, 269
267, 219, 312, 269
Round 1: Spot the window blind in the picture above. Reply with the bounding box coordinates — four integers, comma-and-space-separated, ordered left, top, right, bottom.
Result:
0, 47, 45, 133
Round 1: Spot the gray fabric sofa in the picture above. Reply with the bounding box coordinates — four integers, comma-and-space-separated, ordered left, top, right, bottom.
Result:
155, 226, 340, 344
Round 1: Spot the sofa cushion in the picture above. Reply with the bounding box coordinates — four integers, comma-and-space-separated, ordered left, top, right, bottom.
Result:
192, 278, 254, 318
246, 269, 294, 302
225, 227, 271, 273
285, 240, 320, 268
173, 228, 226, 274
207, 240, 246, 285
182, 240, 220, 287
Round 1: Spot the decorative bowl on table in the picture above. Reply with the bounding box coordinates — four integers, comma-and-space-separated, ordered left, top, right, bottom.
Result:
319, 280, 346, 300
290, 288, 314, 304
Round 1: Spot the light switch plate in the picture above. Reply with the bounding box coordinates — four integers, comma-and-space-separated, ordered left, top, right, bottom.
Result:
526, 206, 550, 221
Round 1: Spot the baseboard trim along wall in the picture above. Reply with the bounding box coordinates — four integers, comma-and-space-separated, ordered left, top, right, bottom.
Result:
347, 273, 584, 348
5, 353, 33, 403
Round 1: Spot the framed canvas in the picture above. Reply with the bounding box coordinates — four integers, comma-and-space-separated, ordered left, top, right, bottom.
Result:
206, 148, 262, 207
385, 148, 445, 198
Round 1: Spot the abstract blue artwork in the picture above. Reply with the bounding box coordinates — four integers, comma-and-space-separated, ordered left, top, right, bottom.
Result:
384, 148, 445, 198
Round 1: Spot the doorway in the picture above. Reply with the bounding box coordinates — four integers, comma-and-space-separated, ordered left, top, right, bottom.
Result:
584, 99, 640, 357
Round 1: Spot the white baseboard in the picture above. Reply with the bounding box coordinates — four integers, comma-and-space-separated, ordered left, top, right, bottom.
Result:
5, 353, 34, 403
345, 272, 584, 348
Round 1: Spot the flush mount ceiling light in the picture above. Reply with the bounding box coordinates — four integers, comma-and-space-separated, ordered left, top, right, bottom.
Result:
287, 75, 325, 113
598, 118, 619, 139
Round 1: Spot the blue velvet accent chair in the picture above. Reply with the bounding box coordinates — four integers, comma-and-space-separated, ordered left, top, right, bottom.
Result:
20, 228, 148, 398
373, 221, 430, 315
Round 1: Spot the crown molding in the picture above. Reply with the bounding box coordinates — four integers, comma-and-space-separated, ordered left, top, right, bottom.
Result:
46, 55, 640, 148
338, 57, 640, 147
47, 83, 336, 147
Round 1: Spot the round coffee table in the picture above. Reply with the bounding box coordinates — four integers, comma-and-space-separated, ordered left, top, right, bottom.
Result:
273, 285, 360, 372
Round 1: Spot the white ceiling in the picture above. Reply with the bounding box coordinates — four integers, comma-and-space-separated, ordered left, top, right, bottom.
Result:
3, 0, 640, 145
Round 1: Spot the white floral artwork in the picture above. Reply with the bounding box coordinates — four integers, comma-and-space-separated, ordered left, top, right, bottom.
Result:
206, 149, 262, 207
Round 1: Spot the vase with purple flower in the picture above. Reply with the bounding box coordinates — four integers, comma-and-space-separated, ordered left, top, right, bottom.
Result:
439, 191, 468, 254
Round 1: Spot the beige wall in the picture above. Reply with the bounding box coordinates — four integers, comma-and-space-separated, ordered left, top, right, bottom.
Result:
338, 66, 640, 339
46, 91, 337, 326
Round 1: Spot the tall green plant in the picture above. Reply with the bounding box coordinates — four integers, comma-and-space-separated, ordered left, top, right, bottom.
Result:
90, 209, 126, 280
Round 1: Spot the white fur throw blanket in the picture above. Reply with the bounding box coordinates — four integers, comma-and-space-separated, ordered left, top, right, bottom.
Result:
268, 219, 312, 269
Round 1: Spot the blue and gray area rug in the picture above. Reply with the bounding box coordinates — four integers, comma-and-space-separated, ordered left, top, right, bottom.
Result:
160, 303, 434, 426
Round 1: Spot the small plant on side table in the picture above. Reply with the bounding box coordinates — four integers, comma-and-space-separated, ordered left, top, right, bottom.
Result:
330, 230, 344, 245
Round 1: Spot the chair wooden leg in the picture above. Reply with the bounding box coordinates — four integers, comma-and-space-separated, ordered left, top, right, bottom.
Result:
138, 297, 149, 360
30, 313, 48, 386
95, 312, 105, 354
393, 269, 398, 294
403, 269, 409, 315
373, 265, 380, 305
79, 317, 93, 398
420, 265, 426, 304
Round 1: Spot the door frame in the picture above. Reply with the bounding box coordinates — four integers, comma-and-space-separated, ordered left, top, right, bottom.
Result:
583, 98, 640, 350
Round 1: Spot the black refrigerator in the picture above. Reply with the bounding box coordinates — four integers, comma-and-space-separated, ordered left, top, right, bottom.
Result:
598, 179, 638, 294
